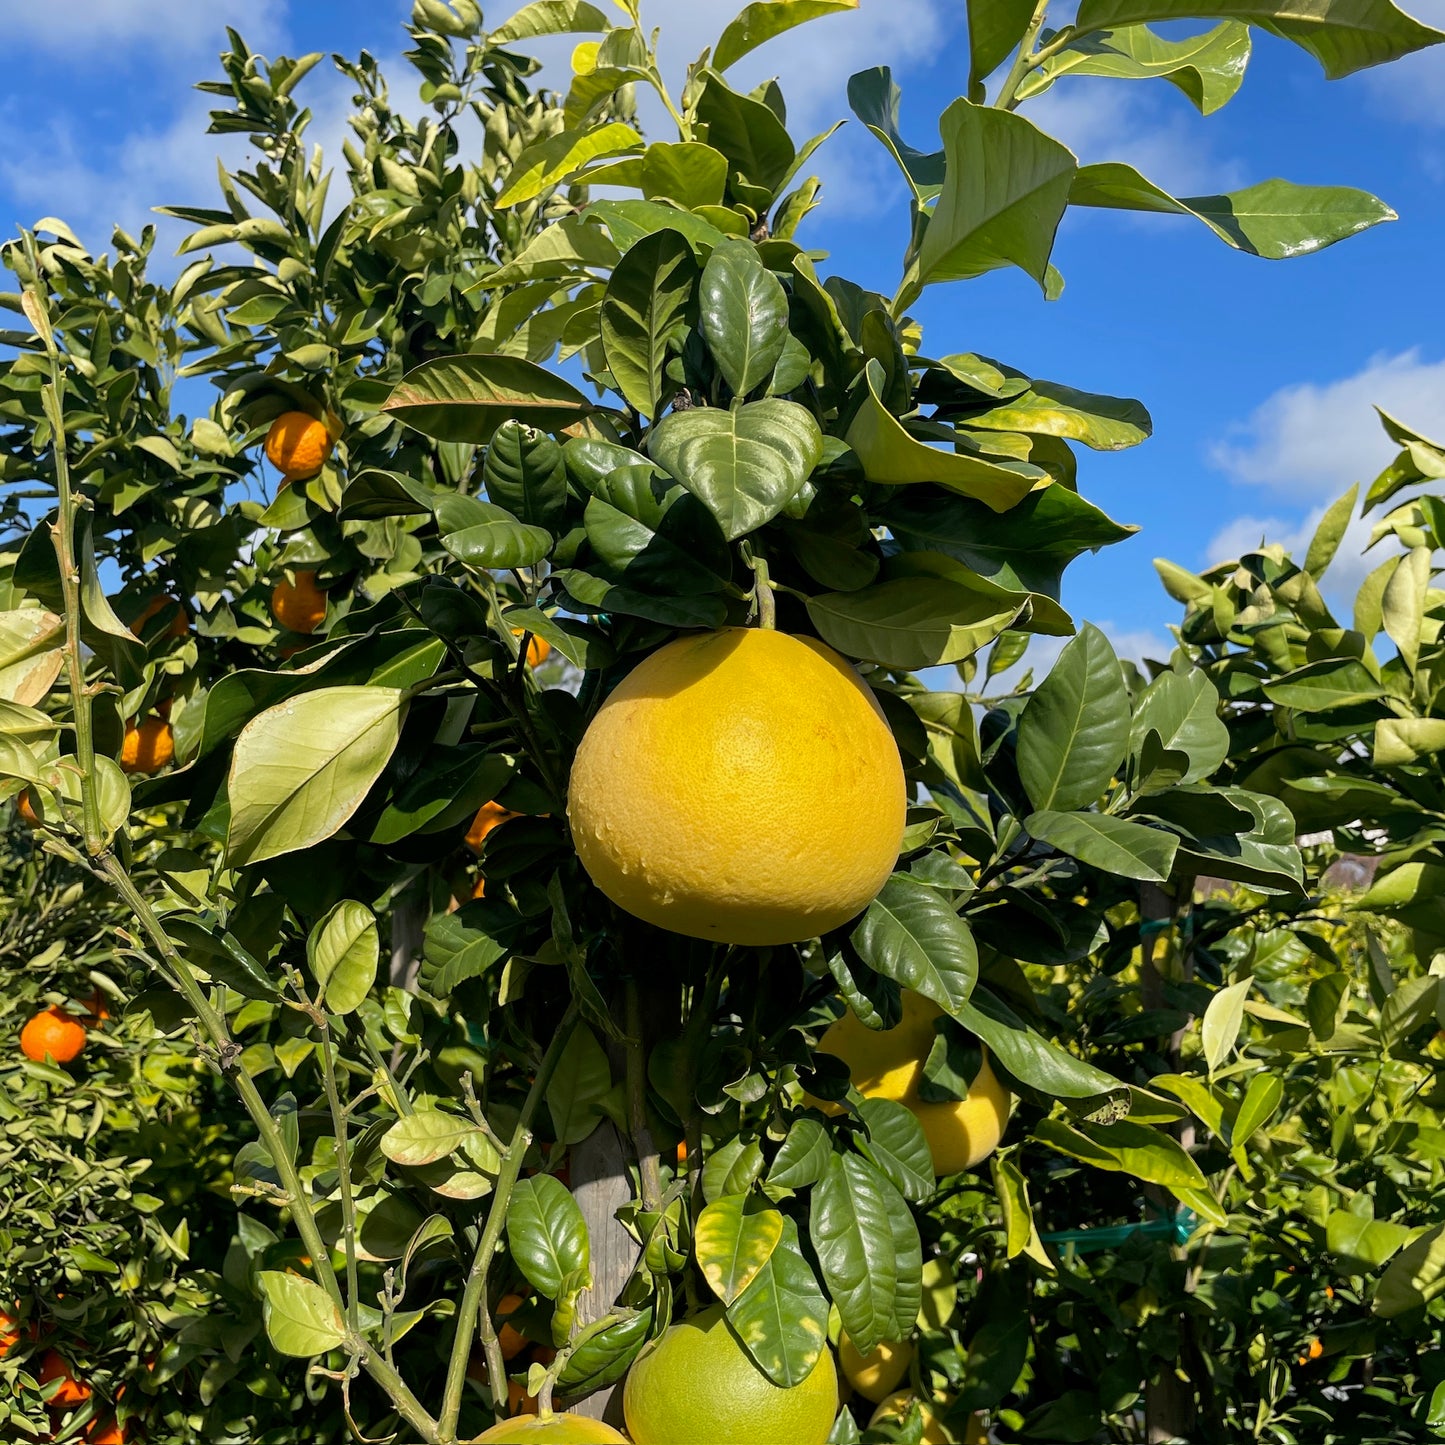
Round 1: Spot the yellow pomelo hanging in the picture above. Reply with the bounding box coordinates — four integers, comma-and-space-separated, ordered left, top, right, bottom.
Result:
814, 991, 1011, 1176
623, 1305, 837, 1445
870, 1391, 987, 1443
472, 1414, 629, 1441
567, 627, 905, 945
839, 1332, 913, 1403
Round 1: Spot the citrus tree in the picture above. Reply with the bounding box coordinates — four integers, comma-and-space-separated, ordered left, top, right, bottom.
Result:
3, 1, 1443, 1443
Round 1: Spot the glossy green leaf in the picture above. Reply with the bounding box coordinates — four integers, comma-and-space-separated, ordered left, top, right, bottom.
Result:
714, 0, 858, 70
1262, 658, 1385, 711
992, 1156, 1050, 1266
1070, 164, 1395, 257
1374, 717, 1445, 766
545, 1024, 613, 1147
1027, 810, 1179, 883
695, 1195, 785, 1304
435, 494, 553, 570
1375, 1223, 1445, 1318
955, 989, 1125, 1098
258, 1272, 346, 1358
847, 67, 946, 203
1033, 1117, 1208, 1189
584, 484, 729, 596
226, 687, 405, 866
700, 238, 789, 398
556, 1309, 653, 1396
726, 1217, 830, 1388
648, 399, 822, 539
693, 70, 796, 195
857, 1098, 935, 1201
810, 1152, 903, 1356
553, 568, 729, 630
383, 353, 595, 442
968, 0, 1040, 84
483, 421, 568, 529
966, 380, 1152, 451
640, 141, 729, 209
1231, 1071, 1282, 1148
1304, 483, 1360, 580
767, 1118, 833, 1190
852, 874, 978, 1017
600, 230, 699, 419
1018, 21, 1251, 112
1129, 669, 1230, 787
307, 900, 378, 1015
488, 0, 609, 43
1017, 624, 1130, 812
1326, 1210, 1412, 1270
1382, 544, 1430, 671
507, 1175, 591, 1298
1073, 0, 1444, 79
497, 122, 642, 207
846, 362, 1041, 511
907, 99, 1076, 299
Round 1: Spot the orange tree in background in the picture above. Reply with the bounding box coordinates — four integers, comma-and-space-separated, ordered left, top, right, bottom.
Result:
2, 0, 1443, 1442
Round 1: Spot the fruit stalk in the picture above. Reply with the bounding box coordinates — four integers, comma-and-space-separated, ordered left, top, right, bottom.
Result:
438, 1003, 581, 1440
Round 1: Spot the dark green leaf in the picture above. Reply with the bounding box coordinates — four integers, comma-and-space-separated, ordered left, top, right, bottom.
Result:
851, 874, 978, 1017
700, 238, 789, 398
383, 353, 595, 443
600, 230, 700, 419
506, 1175, 591, 1299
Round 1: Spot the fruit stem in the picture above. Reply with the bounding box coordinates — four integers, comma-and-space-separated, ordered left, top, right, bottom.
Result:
749, 551, 777, 631
437, 1002, 581, 1441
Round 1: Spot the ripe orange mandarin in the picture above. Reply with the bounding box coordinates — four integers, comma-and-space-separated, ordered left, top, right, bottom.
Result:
16, 788, 43, 826
467, 800, 519, 853
496, 1294, 528, 1361
38, 1350, 91, 1405
21, 1007, 87, 1064
512, 627, 551, 667
120, 718, 174, 774
265, 411, 332, 481
130, 595, 188, 639
271, 571, 328, 634
85, 1420, 127, 1444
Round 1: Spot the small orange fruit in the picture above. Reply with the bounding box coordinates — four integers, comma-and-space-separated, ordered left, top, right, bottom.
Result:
496, 1294, 527, 1361
675, 1141, 688, 1168
512, 628, 551, 667
120, 718, 174, 774
15, 788, 43, 827
271, 571, 328, 635
467, 800, 519, 853
86, 1420, 127, 1444
1298, 1337, 1324, 1365
38, 1349, 91, 1405
472, 875, 487, 900
78, 989, 111, 1025
0, 1310, 19, 1357
21, 1007, 87, 1064
130, 595, 188, 640
265, 411, 332, 481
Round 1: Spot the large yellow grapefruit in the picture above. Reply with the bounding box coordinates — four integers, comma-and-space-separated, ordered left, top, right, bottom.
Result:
840, 1332, 913, 1403
815, 991, 1011, 1176
623, 1305, 837, 1445
473, 1414, 628, 1441
567, 628, 905, 945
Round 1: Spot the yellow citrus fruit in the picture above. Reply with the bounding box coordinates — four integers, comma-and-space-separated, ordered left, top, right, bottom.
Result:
120, 718, 175, 774
474, 1414, 629, 1442
568, 628, 905, 945
21, 1007, 88, 1064
814, 991, 1011, 1176
265, 411, 332, 480
467, 800, 519, 853
130, 594, 188, 639
624, 1305, 837, 1445
870, 1392, 986, 1444
271, 571, 328, 635
839, 1332, 913, 1403
513, 627, 551, 667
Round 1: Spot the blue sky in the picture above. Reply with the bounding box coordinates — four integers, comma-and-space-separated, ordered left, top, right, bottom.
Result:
2, 0, 1444, 663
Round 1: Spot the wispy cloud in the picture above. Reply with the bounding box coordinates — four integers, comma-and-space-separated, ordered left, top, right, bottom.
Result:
1357, 0, 1445, 129
0, 0, 287, 58
1210, 349, 1445, 501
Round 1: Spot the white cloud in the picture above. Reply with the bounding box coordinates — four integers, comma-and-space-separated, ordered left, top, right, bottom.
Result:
0, 0, 286, 56
1021, 83, 1244, 198
1210, 349, 1445, 501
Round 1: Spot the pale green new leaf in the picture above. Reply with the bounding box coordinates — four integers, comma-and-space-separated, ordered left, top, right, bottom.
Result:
965, 379, 1152, 451
1382, 543, 1430, 671
726, 1218, 830, 1387
226, 688, 405, 866
1201, 977, 1252, 1078
713, 0, 858, 71
1018, 21, 1251, 113
489, 0, 609, 44
1073, 0, 1445, 80
307, 900, 379, 1015
497, 122, 643, 208
695, 1195, 784, 1304
1070, 164, 1395, 257
258, 1272, 346, 1357
1303, 483, 1359, 579
1231, 1071, 1283, 1148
